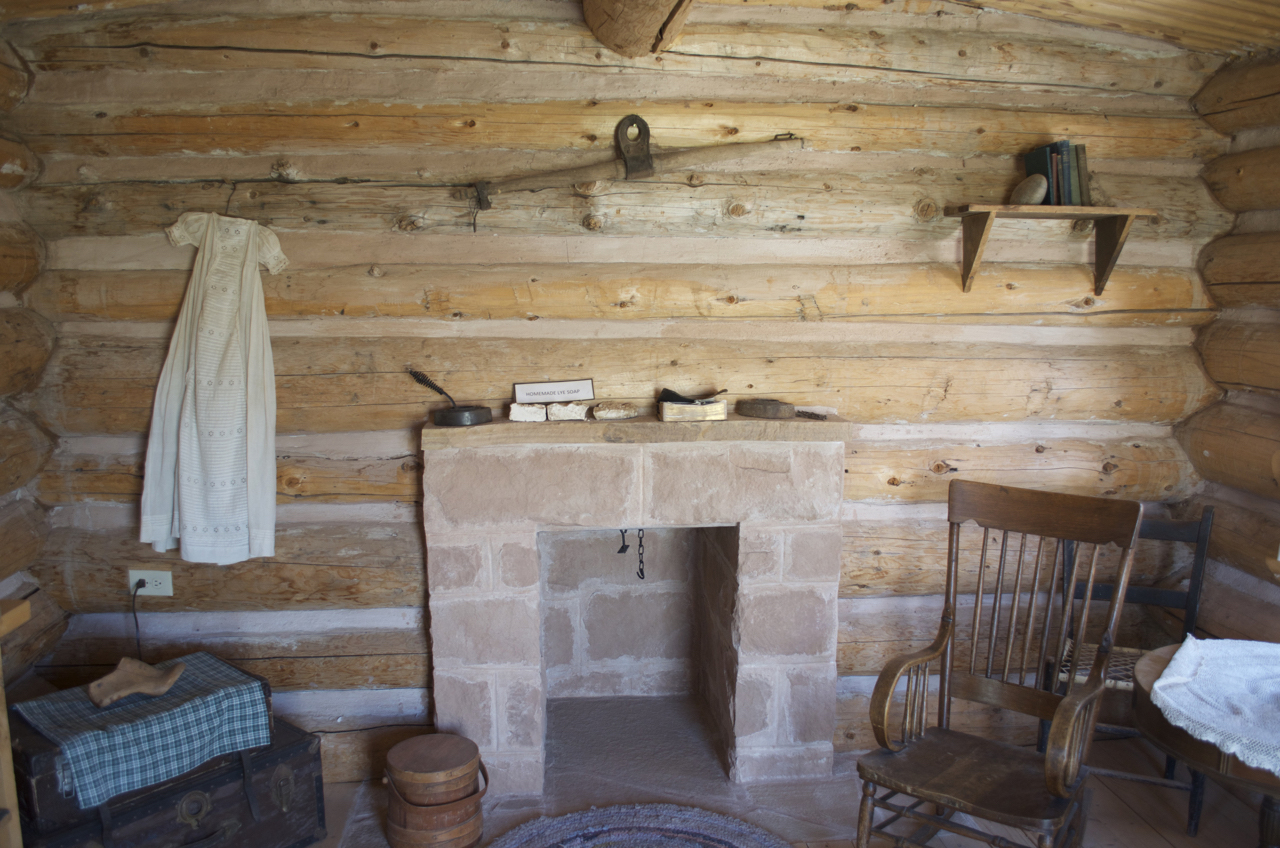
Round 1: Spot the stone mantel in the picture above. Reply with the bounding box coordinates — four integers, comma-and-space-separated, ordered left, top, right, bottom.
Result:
421, 413, 851, 451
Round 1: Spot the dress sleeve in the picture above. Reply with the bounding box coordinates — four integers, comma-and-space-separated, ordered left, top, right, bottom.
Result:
165, 212, 210, 247
255, 225, 289, 275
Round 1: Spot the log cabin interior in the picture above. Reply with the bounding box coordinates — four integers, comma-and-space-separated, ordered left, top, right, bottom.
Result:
1, 0, 1279, 846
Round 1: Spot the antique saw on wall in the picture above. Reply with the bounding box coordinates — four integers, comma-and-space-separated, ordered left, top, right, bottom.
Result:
471, 114, 804, 210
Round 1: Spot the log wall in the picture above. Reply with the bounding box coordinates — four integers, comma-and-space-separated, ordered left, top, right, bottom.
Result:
1183, 54, 1280, 616
0, 0, 1236, 779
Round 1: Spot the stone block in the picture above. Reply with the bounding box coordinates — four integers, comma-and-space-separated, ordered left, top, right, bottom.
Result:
737, 526, 783, 582
585, 589, 691, 661
786, 526, 843, 583
731, 744, 833, 782
737, 587, 835, 659
499, 670, 544, 751
431, 596, 541, 666
423, 446, 640, 532
550, 664, 691, 699
733, 671, 773, 741
498, 538, 540, 589
482, 752, 544, 796
785, 665, 837, 745
644, 443, 843, 526
543, 528, 694, 591
432, 672, 494, 749
426, 541, 487, 593
542, 601, 576, 670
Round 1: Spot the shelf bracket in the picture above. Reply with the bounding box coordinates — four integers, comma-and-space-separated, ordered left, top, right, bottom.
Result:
960, 211, 995, 293
1093, 214, 1137, 297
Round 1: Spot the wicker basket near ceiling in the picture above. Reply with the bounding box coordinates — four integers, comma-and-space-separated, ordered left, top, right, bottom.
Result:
583, 0, 695, 58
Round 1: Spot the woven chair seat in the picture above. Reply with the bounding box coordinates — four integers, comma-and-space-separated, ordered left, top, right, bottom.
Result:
1059, 638, 1143, 690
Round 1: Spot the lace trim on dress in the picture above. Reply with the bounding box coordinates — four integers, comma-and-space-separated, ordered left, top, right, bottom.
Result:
261, 251, 289, 275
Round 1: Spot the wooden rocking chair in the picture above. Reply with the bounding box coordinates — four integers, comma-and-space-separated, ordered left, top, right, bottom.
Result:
855, 480, 1144, 848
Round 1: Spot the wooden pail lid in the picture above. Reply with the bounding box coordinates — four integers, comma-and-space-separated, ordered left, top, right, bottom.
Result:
387, 733, 481, 784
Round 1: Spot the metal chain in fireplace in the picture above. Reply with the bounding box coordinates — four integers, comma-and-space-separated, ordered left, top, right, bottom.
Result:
636, 529, 644, 581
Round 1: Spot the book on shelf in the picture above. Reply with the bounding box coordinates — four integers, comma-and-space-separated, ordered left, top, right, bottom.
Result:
1025, 140, 1091, 206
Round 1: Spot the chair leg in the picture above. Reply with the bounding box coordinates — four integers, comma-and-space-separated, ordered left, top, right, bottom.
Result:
1260, 794, 1279, 848
1187, 770, 1206, 837
856, 781, 876, 848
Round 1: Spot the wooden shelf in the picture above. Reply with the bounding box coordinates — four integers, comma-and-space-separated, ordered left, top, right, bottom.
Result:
944, 204, 1158, 295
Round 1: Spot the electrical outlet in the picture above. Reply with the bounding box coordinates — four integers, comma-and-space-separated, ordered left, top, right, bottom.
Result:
128, 569, 174, 596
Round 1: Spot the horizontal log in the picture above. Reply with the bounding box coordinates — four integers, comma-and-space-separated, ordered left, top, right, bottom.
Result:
15, 171, 1226, 242
0, 405, 54, 497
12, 14, 1209, 99
37, 630, 429, 691
0, 60, 26, 112
1177, 402, 1280, 500
31, 523, 425, 613
0, 499, 48, 583
844, 437, 1196, 503
0, 590, 68, 685
0, 309, 55, 397
0, 224, 43, 295
27, 336, 1221, 436
1202, 147, 1280, 214
1193, 56, 1280, 134
313, 724, 432, 784
13, 99, 1224, 161
26, 263, 1213, 327
36, 452, 423, 505
836, 594, 1152, 675
0, 138, 39, 191
841, 517, 1190, 598
1197, 321, 1280, 396
1200, 232, 1280, 308
1172, 494, 1280, 586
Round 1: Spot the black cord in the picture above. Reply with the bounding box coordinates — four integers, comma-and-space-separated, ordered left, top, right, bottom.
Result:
132, 579, 145, 662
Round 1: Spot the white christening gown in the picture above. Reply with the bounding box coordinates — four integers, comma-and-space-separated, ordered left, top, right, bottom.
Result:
140, 212, 288, 565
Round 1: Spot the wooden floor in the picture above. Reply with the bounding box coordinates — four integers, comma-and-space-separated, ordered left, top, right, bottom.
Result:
799, 737, 1264, 848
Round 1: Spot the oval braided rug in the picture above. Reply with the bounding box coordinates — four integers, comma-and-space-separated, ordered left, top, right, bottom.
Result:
487, 804, 792, 848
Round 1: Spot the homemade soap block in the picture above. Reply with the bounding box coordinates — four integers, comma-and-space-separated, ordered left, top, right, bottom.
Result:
548, 400, 592, 421
509, 403, 547, 422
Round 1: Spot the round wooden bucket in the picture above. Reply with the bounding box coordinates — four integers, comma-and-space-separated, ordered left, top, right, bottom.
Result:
385, 761, 487, 848
386, 733, 481, 806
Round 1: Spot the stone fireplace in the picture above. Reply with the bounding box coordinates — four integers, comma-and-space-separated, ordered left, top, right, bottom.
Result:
420, 420, 846, 795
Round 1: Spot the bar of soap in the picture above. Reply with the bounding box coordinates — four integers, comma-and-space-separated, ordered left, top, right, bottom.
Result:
593, 401, 639, 420
548, 400, 592, 421
509, 403, 547, 422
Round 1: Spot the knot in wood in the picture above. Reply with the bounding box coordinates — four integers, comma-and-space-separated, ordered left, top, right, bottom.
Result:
573, 181, 601, 196
1071, 219, 1094, 234
368, 265, 384, 278
914, 199, 939, 221
1101, 462, 1119, 474
727, 202, 750, 219
394, 214, 425, 232
687, 173, 705, 187
582, 214, 604, 231
886, 477, 901, 487
930, 460, 954, 474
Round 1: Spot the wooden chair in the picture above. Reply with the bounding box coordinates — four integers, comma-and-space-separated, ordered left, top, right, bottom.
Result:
1049, 507, 1215, 835
855, 480, 1143, 848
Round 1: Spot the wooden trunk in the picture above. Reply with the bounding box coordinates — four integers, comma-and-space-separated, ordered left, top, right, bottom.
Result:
0, 308, 56, 397
0, 137, 38, 190
1202, 146, 1280, 214
1197, 321, 1280, 395
0, 405, 55, 497
1193, 55, 1280, 133
582, 0, 694, 58
18, 718, 323, 848
1177, 402, 1280, 501
0, 224, 42, 294
1200, 232, 1280, 308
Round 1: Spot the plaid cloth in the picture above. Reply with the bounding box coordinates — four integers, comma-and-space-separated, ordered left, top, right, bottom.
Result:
14, 652, 271, 809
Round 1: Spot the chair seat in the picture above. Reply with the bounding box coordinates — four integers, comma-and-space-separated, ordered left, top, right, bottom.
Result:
1058, 639, 1142, 690
857, 727, 1077, 831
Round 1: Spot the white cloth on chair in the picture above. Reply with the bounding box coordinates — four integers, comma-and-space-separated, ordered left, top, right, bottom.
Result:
1151, 634, 1280, 777
139, 212, 287, 565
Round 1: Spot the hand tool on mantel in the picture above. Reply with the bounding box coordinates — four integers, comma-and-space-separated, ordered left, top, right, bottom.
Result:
472, 114, 805, 210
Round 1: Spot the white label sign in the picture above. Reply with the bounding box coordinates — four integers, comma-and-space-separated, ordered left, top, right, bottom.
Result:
514, 379, 595, 404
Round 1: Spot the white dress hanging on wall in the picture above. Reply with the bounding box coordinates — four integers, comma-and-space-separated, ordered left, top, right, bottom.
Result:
140, 212, 288, 565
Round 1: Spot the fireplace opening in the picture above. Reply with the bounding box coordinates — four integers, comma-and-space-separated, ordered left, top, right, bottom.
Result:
538, 526, 741, 775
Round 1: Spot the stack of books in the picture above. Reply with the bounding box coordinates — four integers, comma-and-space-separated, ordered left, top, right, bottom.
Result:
1024, 141, 1092, 206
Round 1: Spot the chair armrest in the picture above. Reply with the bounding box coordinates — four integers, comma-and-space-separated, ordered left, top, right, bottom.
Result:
869, 609, 953, 752
1044, 650, 1109, 797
